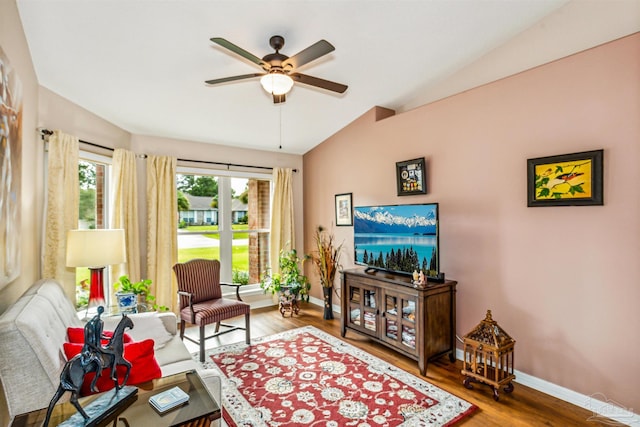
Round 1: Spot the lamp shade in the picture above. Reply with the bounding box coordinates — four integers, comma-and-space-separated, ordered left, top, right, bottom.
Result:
66, 229, 126, 268
260, 73, 294, 96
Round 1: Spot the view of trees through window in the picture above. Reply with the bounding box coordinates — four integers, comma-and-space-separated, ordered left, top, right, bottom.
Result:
177, 172, 270, 285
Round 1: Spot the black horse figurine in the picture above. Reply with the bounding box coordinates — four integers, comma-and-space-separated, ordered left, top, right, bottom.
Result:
43, 312, 134, 426
101, 315, 134, 389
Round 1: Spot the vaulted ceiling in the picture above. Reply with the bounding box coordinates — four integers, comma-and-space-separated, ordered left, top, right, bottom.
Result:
17, 0, 628, 154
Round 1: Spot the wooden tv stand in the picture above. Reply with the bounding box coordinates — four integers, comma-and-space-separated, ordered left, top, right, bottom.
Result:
341, 268, 457, 376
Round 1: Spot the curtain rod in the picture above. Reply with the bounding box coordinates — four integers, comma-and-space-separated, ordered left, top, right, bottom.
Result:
40, 128, 109, 152
39, 128, 297, 173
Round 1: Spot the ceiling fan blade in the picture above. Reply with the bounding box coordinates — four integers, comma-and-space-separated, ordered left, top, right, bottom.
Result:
282, 40, 335, 70
210, 38, 268, 69
273, 94, 286, 104
290, 73, 348, 94
205, 73, 264, 85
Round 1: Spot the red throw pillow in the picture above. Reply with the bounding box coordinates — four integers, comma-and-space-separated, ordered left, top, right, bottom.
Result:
63, 339, 162, 395
67, 327, 133, 345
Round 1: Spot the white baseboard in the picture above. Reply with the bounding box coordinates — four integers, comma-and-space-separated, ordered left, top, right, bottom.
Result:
454, 348, 639, 426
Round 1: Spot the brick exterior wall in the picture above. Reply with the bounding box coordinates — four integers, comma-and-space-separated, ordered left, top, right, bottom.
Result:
248, 180, 271, 283
95, 163, 105, 229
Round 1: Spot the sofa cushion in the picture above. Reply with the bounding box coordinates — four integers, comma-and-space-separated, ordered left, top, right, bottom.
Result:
122, 312, 173, 350
63, 338, 162, 395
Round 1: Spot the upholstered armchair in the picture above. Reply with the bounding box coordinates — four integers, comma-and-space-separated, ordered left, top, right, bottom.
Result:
172, 259, 251, 362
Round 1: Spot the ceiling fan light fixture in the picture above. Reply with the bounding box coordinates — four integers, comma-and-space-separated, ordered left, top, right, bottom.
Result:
260, 72, 294, 96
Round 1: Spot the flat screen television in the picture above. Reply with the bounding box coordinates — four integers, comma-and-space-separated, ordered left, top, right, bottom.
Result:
354, 203, 440, 279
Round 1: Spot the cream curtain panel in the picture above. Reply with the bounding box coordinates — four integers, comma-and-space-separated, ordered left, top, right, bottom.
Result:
111, 149, 140, 283
42, 130, 79, 301
146, 155, 177, 312
270, 167, 295, 274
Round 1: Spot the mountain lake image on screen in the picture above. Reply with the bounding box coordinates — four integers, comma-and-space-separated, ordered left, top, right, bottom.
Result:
353, 203, 439, 277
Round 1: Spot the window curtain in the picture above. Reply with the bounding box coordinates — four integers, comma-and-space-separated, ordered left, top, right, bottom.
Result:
146, 155, 177, 312
111, 149, 140, 283
42, 130, 79, 301
270, 167, 295, 274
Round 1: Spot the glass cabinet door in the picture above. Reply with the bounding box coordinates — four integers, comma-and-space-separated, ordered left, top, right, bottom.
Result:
348, 284, 377, 333
401, 299, 416, 350
382, 290, 417, 354
384, 294, 398, 340
348, 286, 361, 326
363, 288, 377, 331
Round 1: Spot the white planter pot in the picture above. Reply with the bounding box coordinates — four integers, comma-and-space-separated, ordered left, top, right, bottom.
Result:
115, 292, 138, 314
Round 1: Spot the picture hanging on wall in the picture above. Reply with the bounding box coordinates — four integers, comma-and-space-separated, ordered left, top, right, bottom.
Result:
527, 149, 603, 207
0, 45, 23, 289
396, 157, 426, 196
335, 193, 353, 226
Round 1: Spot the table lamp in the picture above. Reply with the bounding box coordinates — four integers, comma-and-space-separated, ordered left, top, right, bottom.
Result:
66, 229, 126, 309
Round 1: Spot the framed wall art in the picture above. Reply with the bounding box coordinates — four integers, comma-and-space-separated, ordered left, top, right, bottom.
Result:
396, 157, 426, 196
335, 193, 353, 226
0, 45, 23, 289
527, 149, 603, 207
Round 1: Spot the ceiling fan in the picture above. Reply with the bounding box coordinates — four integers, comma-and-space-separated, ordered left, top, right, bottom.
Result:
205, 35, 348, 104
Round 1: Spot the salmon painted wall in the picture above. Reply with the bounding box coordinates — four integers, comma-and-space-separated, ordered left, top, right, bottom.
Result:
303, 34, 640, 411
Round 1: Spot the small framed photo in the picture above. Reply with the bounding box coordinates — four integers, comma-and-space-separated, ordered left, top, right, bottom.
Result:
396, 158, 426, 196
527, 149, 603, 207
335, 193, 353, 226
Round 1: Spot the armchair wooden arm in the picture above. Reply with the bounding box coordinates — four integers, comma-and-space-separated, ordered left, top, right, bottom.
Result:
177, 290, 195, 323
220, 282, 244, 301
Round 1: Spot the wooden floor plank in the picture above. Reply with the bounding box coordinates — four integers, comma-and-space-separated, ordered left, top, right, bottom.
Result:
184, 304, 620, 426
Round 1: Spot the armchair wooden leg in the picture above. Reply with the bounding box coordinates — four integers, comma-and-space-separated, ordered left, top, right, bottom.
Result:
179, 320, 186, 340
199, 324, 206, 363
245, 313, 251, 345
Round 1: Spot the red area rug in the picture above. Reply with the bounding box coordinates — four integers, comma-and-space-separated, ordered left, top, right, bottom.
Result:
203, 326, 476, 426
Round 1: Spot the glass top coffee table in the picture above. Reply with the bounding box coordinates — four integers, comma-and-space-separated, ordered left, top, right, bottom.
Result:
12, 370, 220, 427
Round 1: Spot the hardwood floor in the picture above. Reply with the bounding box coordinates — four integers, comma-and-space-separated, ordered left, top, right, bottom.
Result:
183, 304, 619, 426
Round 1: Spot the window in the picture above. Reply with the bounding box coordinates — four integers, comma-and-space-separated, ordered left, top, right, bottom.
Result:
75, 153, 112, 308
176, 169, 271, 285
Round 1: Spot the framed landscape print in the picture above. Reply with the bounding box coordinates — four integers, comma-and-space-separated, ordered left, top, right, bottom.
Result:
335, 193, 353, 226
527, 149, 603, 207
396, 157, 426, 196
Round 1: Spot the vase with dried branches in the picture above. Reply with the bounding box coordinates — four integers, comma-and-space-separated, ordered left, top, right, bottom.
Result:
311, 226, 343, 320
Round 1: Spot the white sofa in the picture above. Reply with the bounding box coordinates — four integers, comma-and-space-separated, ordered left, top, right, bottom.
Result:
0, 279, 221, 425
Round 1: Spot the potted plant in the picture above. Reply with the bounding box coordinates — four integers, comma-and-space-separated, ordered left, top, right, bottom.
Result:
113, 275, 164, 313
310, 226, 343, 319
260, 247, 310, 314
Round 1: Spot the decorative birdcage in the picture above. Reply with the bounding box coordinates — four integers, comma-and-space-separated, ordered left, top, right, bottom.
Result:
461, 310, 515, 401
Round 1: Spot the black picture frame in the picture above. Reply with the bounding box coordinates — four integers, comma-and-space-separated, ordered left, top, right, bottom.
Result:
396, 158, 426, 196
335, 193, 353, 226
527, 149, 603, 207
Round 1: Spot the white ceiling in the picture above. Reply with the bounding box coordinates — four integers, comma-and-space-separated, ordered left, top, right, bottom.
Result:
16, 0, 586, 154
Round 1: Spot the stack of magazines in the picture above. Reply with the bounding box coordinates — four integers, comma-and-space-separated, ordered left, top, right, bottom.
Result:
149, 386, 190, 414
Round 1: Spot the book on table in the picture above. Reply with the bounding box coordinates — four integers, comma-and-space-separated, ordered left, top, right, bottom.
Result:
149, 386, 190, 413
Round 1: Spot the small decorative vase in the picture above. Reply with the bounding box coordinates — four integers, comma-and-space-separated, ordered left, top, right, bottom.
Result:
323, 287, 334, 320
115, 292, 138, 314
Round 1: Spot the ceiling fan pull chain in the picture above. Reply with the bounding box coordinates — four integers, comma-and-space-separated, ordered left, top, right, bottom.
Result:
279, 105, 283, 150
